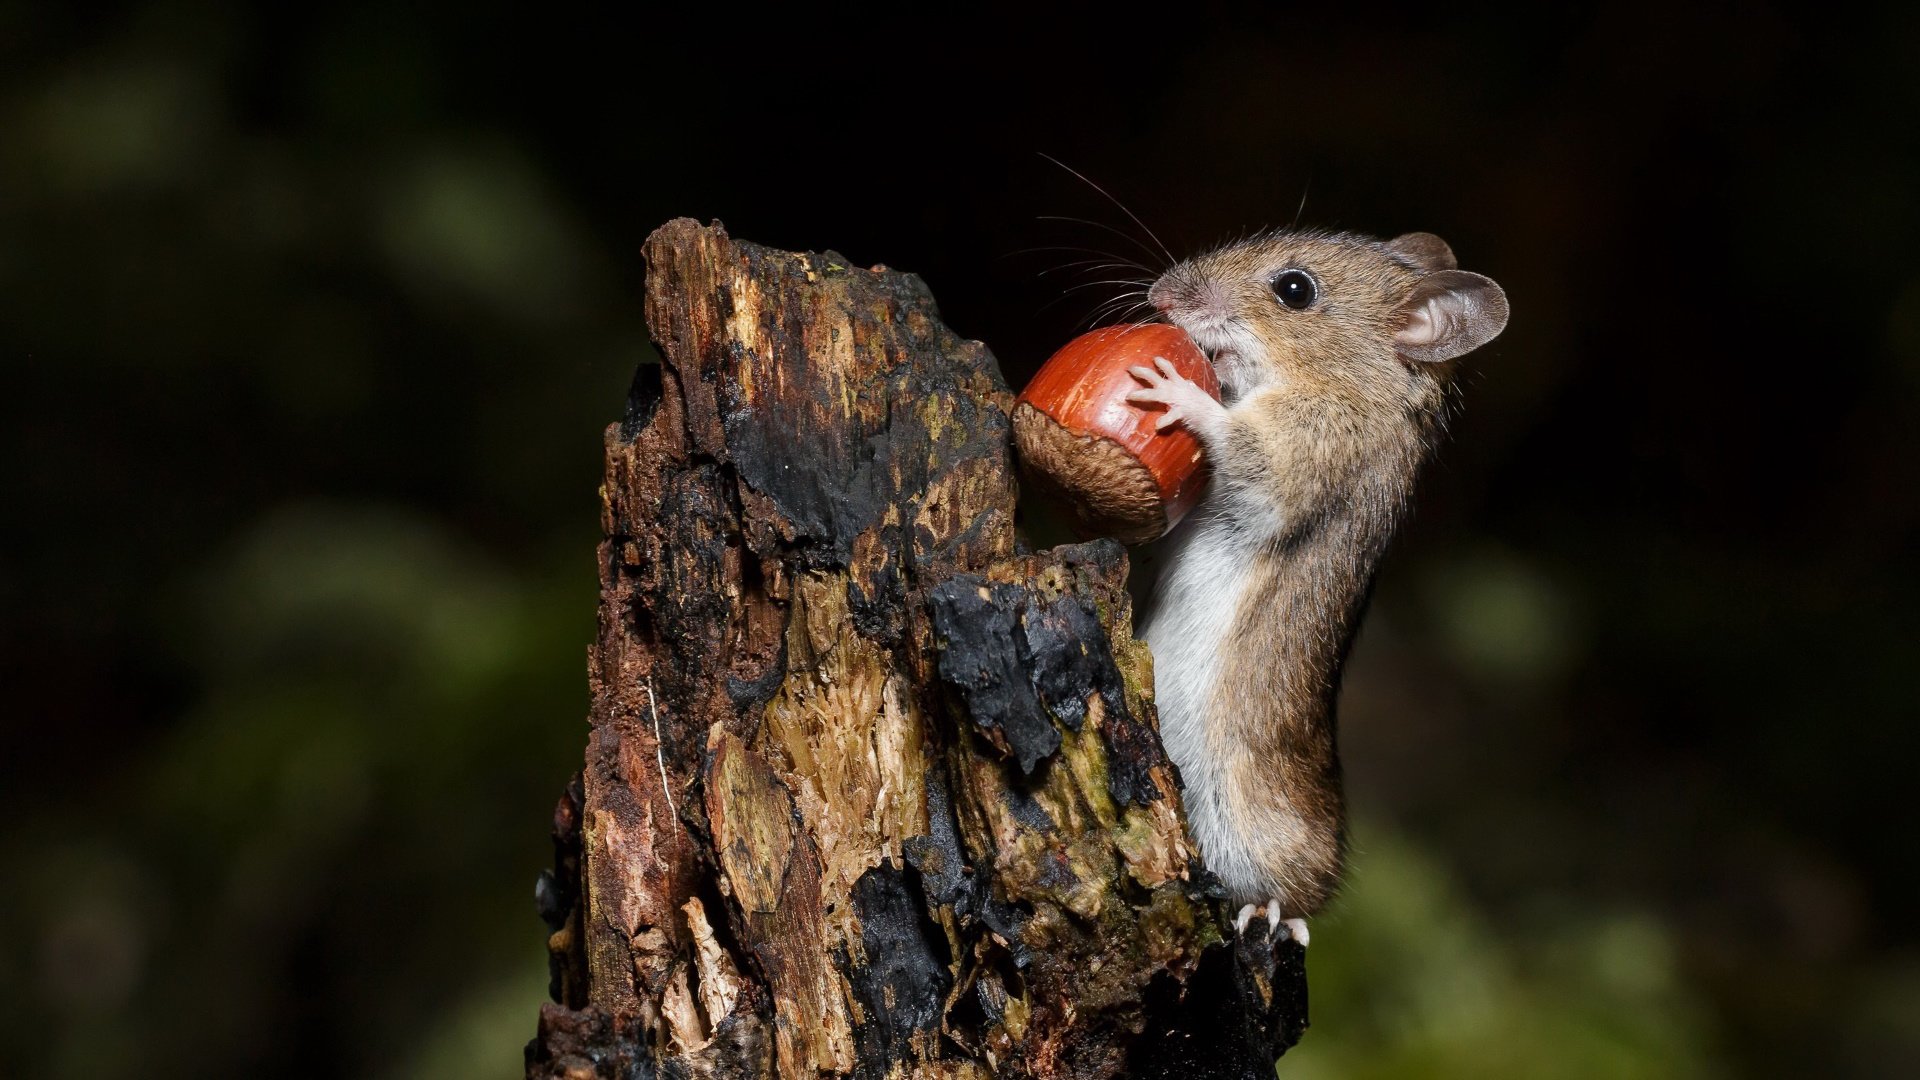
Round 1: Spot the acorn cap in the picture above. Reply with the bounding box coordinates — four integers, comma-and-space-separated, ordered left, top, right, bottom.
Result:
1012, 402, 1167, 545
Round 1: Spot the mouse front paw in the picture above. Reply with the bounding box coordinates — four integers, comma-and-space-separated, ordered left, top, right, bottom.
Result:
1126, 357, 1227, 445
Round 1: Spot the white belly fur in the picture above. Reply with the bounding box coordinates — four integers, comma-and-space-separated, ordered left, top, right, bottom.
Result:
1139, 497, 1269, 899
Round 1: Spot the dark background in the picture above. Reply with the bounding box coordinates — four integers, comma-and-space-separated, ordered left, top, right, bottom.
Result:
4, 4, 1917, 1077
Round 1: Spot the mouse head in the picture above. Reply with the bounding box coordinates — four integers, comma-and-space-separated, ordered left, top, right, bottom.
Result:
1147, 230, 1508, 404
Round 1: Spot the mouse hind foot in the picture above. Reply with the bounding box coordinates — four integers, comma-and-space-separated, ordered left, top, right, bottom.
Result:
1232, 900, 1311, 947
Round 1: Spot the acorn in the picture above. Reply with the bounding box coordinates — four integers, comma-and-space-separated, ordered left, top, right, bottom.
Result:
1012, 324, 1220, 545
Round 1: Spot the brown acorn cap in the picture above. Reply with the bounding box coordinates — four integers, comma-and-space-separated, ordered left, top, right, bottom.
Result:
1012, 401, 1166, 545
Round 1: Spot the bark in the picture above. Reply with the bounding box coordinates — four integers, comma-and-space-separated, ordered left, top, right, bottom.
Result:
526, 219, 1306, 1080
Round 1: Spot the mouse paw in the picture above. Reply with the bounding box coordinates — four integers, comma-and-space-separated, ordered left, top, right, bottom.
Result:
1232, 900, 1310, 947
1126, 357, 1226, 444
1281, 917, 1310, 948
1232, 902, 1264, 935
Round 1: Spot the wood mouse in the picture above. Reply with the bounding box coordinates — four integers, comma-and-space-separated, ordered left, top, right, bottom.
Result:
1126, 228, 1508, 944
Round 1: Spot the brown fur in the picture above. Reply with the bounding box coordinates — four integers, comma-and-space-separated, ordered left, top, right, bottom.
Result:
1142, 230, 1505, 914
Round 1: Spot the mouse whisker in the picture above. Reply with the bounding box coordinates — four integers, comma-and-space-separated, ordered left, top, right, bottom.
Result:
1111, 301, 1159, 329
1009, 244, 1154, 286
1076, 288, 1152, 332
1066, 293, 1133, 328
1069, 291, 1150, 328
1290, 175, 1313, 230
1036, 215, 1166, 267
1083, 291, 1143, 317
1055, 277, 1152, 296
1036, 152, 1176, 268
1003, 245, 1153, 276
1037, 282, 1143, 322
1035, 258, 1154, 279
1093, 289, 1152, 317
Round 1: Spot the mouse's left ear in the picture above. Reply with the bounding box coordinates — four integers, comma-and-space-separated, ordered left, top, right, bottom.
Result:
1394, 271, 1509, 363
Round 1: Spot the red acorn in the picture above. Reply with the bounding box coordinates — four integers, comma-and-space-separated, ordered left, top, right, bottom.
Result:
1013, 324, 1220, 544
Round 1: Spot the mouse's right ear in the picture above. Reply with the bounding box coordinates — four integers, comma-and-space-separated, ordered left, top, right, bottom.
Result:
1394, 271, 1509, 363
1385, 232, 1458, 271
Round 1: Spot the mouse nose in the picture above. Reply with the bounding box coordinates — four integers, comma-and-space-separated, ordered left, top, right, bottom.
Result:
1147, 278, 1176, 314
1147, 266, 1199, 317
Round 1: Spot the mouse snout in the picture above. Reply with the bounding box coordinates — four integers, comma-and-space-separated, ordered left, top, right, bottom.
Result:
1148, 267, 1226, 326
1147, 276, 1178, 315
1148, 267, 1204, 315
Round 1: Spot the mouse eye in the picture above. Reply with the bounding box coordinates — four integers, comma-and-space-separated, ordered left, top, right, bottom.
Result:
1271, 269, 1317, 310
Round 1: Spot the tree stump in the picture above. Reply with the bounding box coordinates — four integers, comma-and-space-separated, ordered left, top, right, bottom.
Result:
526, 219, 1307, 1080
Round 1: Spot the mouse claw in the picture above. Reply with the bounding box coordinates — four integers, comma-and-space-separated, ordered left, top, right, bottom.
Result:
1128, 364, 1160, 385
1232, 900, 1310, 946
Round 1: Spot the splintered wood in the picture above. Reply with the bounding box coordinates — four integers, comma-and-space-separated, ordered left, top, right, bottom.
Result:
525, 220, 1305, 1080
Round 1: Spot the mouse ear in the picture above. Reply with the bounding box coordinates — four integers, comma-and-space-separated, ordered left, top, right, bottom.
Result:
1394, 271, 1508, 363
1385, 232, 1458, 271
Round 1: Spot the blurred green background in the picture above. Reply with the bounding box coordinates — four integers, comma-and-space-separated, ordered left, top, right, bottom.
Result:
4, 4, 1916, 1078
